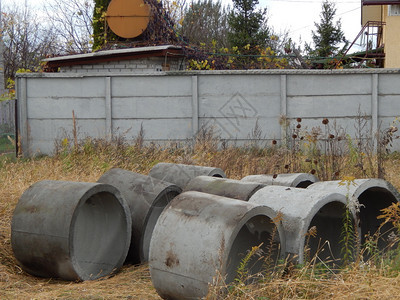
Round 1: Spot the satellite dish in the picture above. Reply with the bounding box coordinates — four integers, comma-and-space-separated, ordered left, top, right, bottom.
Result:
106, 0, 151, 39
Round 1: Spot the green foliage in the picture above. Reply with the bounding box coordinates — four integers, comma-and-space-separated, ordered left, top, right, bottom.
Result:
306, 0, 348, 67
0, 134, 15, 154
338, 177, 357, 265
1, 69, 33, 101
227, 0, 270, 51
234, 245, 260, 284
186, 44, 290, 70
92, 0, 118, 50
227, 244, 263, 296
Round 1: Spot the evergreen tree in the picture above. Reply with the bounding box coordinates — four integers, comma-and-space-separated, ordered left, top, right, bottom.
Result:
307, 0, 348, 59
227, 0, 269, 51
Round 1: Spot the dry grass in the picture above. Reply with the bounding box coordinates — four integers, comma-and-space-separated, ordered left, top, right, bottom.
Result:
1, 134, 400, 299
208, 270, 400, 300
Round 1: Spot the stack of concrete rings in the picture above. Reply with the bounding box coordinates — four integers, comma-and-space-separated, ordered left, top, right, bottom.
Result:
183, 176, 357, 264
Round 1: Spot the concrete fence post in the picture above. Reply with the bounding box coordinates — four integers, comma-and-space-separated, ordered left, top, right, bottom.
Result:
191, 75, 199, 138
372, 73, 379, 152
280, 74, 287, 144
16, 77, 28, 156
105, 76, 112, 140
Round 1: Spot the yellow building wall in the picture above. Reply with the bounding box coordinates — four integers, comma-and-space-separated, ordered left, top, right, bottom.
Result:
382, 6, 388, 51
362, 5, 384, 25
362, 5, 400, 68
384, 14, 400, 68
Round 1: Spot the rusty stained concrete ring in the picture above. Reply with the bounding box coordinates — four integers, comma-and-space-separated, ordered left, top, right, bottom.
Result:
149, 191, 285, 300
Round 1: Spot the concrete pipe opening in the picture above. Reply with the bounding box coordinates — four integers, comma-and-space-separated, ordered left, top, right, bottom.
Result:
149, 162, 226, 189
241, 173, 319, 189
149, 191, 285, 299
226, 215, 281, 283
357, 187, 398, 250
307, 179, 400, 253
71, 191, 130, 279
306, 201, 351, 263
11, 181, 131, 281
249, 186, 359, 264
98, 168, 182, 264
184, 176, 265, 201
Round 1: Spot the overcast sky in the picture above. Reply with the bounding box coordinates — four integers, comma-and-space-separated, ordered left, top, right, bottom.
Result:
263, 0, 362, 46
4, 0, 363, 48
236, 0, 362, 48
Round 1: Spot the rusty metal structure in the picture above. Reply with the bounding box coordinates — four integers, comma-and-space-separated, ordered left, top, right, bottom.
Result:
337, 21, 386, 68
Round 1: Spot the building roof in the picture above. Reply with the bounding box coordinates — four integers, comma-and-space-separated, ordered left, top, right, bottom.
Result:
362, 0, 400, 5
43, 45, 184, 69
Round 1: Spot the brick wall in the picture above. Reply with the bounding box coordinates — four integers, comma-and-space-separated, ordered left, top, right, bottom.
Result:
59, 57, 184, 73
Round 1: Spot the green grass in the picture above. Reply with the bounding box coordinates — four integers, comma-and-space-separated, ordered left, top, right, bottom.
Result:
0, 134, 15, 154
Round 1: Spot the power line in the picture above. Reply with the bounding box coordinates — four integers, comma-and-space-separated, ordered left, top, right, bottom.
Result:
287, 6, 360, 34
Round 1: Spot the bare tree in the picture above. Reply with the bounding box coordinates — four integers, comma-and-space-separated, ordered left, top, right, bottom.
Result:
180, 0, 230, 49
1, 3, 58, 81
44, 0, 94, 54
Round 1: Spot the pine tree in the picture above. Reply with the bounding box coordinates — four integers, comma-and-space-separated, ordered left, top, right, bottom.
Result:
227, 0, 270, 51
307, 0, 348, 59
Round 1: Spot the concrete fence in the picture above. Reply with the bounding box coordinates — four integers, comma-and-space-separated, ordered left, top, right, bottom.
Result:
16, 69, 400, 156
0, 99, 15, 134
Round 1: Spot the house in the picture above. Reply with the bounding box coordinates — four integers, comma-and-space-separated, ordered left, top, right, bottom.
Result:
361, 0, 400, 68
42, 45, 186, 73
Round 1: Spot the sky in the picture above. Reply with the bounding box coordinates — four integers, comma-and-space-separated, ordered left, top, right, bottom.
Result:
4, 0, 363, 48
263, 0, 362, 46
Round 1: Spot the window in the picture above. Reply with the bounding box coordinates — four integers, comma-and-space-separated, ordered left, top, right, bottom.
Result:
389, 4, 400, 15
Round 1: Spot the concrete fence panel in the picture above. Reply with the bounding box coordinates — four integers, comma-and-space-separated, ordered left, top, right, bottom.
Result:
16, 69, 400, 156
0, 99, 15, 134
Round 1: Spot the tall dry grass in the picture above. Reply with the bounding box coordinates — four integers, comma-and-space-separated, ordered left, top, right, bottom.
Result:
1, 123, 400, 299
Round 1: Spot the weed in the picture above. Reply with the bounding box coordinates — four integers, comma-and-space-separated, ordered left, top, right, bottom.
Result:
338, 176, 357, 265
